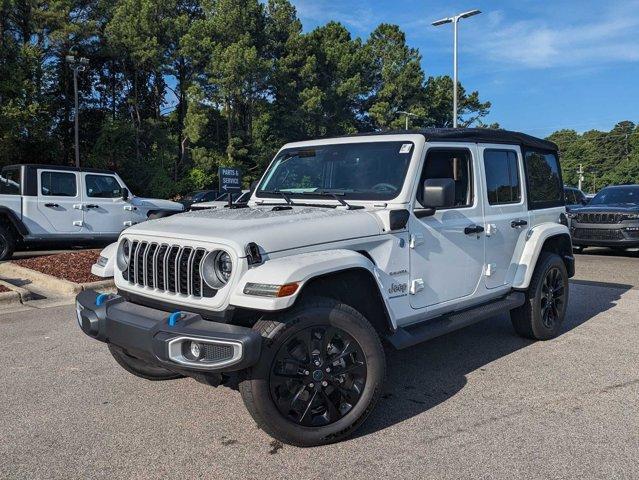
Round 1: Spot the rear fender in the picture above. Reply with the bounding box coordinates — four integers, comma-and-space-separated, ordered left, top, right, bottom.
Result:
512, 223, 572, 289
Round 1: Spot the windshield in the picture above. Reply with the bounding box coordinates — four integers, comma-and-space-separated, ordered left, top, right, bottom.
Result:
590, 186, 639, 206
256, 141, 414, 201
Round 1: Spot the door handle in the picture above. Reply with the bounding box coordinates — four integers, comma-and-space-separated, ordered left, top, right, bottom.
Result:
464, 224, 485, 235
85, 204, 99, 209
44, 203, 60, 208
511, 219, 528, 228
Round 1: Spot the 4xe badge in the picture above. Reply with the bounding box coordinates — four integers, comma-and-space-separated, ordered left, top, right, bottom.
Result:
388, 282, 408, 298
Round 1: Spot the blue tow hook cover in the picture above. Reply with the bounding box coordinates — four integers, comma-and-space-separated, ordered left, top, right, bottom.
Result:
95, 293, 109, 307
168, 311, 183, 327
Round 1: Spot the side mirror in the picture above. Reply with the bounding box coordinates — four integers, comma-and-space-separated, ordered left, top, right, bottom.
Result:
581, 198, 588, 205
423, 178, 455, 209
121, 187, 129, 200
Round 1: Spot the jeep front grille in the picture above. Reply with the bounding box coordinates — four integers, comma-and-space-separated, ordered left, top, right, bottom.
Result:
575, 212, 623, 224
123, 241, 216, 298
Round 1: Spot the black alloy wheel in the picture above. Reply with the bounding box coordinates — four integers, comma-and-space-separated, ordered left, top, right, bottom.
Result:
269, 325, 367, 427
540, 267, 566, 329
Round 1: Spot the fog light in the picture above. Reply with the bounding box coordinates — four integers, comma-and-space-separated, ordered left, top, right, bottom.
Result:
190, 341, 202, 359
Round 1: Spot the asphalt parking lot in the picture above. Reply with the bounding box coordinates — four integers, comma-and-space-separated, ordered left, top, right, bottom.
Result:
1, 250, 638, 479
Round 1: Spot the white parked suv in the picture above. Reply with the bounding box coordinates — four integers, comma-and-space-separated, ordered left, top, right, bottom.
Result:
76, 129, 574, 447
0, 164, 183, 259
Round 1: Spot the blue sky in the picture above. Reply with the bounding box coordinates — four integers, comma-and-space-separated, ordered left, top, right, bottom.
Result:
292, 0, 639, 137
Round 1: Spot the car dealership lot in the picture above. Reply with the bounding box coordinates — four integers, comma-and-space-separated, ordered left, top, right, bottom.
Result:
1, 251, 638, 479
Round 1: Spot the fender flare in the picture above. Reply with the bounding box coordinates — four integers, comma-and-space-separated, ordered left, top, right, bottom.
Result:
229, 249, 394, 319
512, 223, 572, 289
0, 207, 28, 237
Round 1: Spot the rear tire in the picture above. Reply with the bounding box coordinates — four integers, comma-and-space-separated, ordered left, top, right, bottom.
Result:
0, 224, 16, 261
108, 344, 184, 381
239, 297, 386, 447
511, 252, 569, 340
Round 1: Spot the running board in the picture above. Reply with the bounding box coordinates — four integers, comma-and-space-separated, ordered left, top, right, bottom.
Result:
387, 292, 526, 350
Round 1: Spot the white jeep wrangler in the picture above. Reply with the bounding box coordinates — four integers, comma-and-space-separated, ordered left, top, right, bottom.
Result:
0, 164, 183, 259
76, 129, 574, 447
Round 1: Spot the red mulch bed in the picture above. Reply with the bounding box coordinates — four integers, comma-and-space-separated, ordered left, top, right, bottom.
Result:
15, 249, 103, 284
0, 284, 11, 293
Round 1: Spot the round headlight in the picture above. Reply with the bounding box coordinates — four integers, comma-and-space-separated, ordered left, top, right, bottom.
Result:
201, 250, 233, 289
116, 239, 131, 270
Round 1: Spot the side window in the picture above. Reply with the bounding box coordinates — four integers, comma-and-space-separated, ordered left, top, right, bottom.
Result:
0, 167, 21, 195
85, 174, 122, 198
41, 171, 77, 197
524, 150, 563, 208
418, 148, 472, 208
483, 149, 521, 205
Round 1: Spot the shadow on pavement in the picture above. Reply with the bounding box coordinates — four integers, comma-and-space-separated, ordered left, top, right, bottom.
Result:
356, 279, 632, 438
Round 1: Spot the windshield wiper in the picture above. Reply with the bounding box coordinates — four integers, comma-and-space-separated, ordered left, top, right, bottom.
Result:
295, 190, 363, 210
260, 189, 296, 205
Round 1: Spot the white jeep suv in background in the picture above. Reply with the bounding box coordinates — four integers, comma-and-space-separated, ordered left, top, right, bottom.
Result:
0, 164, 183, 259
76, 129, 574, 447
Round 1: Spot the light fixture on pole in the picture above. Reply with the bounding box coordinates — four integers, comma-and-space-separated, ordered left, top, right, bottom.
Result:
397, 111, 418, 130
66, 54, 89, 168
432, 9, 481, 128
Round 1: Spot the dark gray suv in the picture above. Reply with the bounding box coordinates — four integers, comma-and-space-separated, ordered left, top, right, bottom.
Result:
568, 185, 639, 251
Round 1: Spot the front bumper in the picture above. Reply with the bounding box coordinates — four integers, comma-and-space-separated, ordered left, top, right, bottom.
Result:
76, 290, 261, 373
570, 222, 639, 247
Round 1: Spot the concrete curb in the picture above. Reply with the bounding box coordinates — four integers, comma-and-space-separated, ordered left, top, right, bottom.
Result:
0, 278, 32, 306
0, 262, 115, 298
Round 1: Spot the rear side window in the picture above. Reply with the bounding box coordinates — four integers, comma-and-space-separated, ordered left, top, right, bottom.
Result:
85, 174, 122, 198
41, 171, 77, 197
483, 150, 521, 205
524, 150, 563, 209
0, 167, 21, 195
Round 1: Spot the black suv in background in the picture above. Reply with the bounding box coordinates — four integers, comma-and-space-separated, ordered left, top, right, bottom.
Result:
568, 184, 639, 251
564, 186, 588, 210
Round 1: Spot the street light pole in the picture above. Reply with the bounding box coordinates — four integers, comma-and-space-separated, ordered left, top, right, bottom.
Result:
432, 9, 481, 128
397, 111, 418, 130
66, 54, 89, 168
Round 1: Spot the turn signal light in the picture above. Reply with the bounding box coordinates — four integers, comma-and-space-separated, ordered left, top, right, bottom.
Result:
243, 282, 299, 297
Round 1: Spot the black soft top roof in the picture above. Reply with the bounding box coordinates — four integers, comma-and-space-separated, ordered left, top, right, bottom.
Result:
5, 164, 116, 175
354, 128, 558, 152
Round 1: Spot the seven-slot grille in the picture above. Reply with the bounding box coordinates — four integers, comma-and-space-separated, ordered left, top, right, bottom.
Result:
123, 241, 216, 298
575, 212, 623, 224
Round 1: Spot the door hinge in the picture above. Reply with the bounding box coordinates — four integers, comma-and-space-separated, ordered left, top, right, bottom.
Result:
409, 233, 424, 249
485, 264, 496, 277
123, 205, 133, 211
123, 221, 133, 227
73, 220, 83, 227
410, 278, 425, 294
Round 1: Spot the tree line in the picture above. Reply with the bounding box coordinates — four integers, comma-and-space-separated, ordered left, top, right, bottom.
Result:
1, 0, 636, 198
549, 121, 639, 193
1, 0, 493, 197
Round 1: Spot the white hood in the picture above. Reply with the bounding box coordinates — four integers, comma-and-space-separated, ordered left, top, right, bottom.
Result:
124, 206, 384, 256
131, 196, 184, 211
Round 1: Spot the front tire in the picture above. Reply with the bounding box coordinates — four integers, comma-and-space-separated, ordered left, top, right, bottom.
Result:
239, 298, 386, 447
0, 224, 16, 261
511, 252, 569, 340
108, 344, 184, 381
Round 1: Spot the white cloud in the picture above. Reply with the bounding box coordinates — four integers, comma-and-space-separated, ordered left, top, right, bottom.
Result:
293, 0, 378, 33
470, 2, 639, 69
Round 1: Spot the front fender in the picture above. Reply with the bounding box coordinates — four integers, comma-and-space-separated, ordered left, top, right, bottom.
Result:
229, 249, 384, 311
512, 223, 571, 289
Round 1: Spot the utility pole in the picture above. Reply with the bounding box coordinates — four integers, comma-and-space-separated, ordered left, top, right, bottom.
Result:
432, 9, 481, 128
577, 164, 584, 191
397, 111, 418, 130
66, 54, 89, 168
